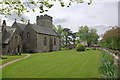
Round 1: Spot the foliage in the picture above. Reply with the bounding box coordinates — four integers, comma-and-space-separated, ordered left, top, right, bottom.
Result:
52, 25, 64, 46
100, 27, 120, 50
63, 28, 73, 45
0, 0, 92, 22
53, 25, 77, 46
77, 26, 99, 47
2, 49, 102, 78
98, 50, 119, 78
71, 32, 77, 44
76, 44, 85, 51
85, 47, 91, 50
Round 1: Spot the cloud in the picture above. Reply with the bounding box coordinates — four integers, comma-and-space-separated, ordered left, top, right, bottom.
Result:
0, 1, 118, 36
53, 17, 69, 24
7, 13, 29, 22
91, 24, 112, 35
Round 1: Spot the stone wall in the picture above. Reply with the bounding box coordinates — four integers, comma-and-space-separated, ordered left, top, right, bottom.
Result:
22, 24, 37, 53
36, 34, 60, 53
12, 21, 22, 37
2, 29, 22, 55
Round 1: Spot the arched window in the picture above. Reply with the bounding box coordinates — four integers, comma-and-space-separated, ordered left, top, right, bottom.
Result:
15, 36, 18, 41
27, 32, 30, 43
20, 34, 22, 39
54, 38, 56, 45
44, 37, 47, 46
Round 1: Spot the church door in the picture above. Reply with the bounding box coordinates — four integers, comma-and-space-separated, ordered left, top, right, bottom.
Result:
49, 37, 53, 52
18, 45, 21, 53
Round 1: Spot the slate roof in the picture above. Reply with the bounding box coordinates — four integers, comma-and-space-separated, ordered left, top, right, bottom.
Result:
31, 24, 59, 36
17, 23, 26, 31
2, 27, 16, 44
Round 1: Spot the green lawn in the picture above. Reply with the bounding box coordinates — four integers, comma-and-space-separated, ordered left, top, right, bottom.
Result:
2, 49, 102, 78
0, 54, 27, 65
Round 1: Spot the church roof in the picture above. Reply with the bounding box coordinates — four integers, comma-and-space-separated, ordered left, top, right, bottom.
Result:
2, 27, 16, 44
31, 24, 59, 36
17, 23, 26, 31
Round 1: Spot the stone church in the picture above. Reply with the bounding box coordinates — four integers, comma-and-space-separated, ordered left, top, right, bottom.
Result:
0, 14, 60, 55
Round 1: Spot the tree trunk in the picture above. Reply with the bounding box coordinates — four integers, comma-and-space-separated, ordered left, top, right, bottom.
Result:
87, 41, 91, 47
66, 37, 67, 45
73, 39, 75, 44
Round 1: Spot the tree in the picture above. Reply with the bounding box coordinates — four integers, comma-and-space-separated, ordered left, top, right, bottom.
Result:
101, 27, 120, 50
0, 0, 92, 22
52, 25, 64, 46
63, 28, 72, 45
77, 26, 99, 47
71, 32, 77, 44
87, 29, 99, 46
53, 25, 77, 46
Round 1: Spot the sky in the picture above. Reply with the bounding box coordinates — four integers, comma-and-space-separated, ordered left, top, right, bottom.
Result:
0, 0, 119, 37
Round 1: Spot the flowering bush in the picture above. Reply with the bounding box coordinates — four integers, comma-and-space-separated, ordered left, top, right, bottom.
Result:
76, 44, 86, 51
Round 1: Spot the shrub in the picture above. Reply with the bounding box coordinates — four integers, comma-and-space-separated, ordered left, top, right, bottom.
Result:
26, 49, 33, 53
76, 44, 86, 51
86, 48, 90, 50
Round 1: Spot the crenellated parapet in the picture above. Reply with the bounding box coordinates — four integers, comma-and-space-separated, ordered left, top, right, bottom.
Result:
36, 14, 52, 28
37, 14, 52, 21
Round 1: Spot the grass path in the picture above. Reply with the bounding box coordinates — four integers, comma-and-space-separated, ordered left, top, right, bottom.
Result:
2, 49, 102, 78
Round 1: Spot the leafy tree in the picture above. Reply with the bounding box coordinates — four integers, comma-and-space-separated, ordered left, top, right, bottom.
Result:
52, 25, 64, 46
63, 28, 72, 45
0, 0, 92, 22
71, 32, 77, 44
77, 26, 99, 47
53, 25, 77, 46
52, 24, 57, 31
101, 27, 120, 50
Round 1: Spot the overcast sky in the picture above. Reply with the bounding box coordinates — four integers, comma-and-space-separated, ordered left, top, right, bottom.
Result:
0, 0, 119, 37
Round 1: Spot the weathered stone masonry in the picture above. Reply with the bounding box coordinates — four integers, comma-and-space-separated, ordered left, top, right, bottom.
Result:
0, 14, 60, 54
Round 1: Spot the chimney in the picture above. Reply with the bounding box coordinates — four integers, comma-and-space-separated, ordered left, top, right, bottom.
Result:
36, 14, 52, 28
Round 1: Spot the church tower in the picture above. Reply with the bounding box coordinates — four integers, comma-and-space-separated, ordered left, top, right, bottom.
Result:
36, 14, 52, 28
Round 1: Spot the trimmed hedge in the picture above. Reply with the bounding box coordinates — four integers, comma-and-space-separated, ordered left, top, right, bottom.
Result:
76, 44, 86, 51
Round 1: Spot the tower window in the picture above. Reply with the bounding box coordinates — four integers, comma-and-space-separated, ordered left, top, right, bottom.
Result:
44, 37, 47, 46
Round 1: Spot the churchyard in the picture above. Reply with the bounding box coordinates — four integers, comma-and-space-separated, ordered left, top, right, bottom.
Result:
1, 49, 103, 78
0, 0, 120, 79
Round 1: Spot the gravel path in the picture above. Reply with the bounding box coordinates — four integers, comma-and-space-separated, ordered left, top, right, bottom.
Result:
0, 54, 30, 69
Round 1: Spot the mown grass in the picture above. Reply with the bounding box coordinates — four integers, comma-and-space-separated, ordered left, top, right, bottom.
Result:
0, 54, 27, 65
2, 49, 102, 78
